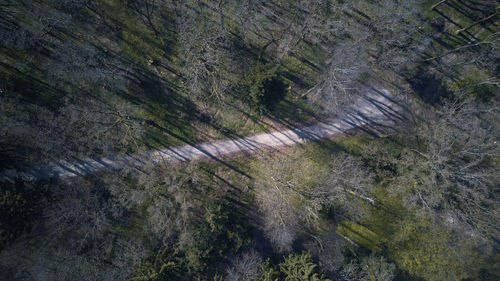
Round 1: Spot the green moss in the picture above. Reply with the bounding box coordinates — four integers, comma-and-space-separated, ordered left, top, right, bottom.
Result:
388, 217, 479, 281
357, 190, 485, 281
337, 221, 382, 252
336, 135, 373, 155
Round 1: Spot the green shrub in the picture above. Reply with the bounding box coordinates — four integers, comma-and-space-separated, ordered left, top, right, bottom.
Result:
186, 202, 250, 271
260, 252, 330, 281
246, 63, 287, 112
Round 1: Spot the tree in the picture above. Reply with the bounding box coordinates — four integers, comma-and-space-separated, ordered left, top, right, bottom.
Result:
279, 252, 330, 281
46, 40, 115, 87
0, 92, 144, 164
305, 42, 369, 115
268, 0, 337, 61
304, 0, 426, 114
316, 152, 375, 209
347, 0, 424, 71
252, 150, 373, 252
175, 5, 237, 103
252, 151, 319, 252
234, 0, 342, 61
256, 252, 329, 281
246, 63, 287, 111
304, 226, 345, 273
128, 248, 182, 281
360, 254, 396, 281
340, 261, 367, 281
225, 250, 263, 281
338, 254, 395, 281
183, 201, 250, 272
0, 176, 147, 281
127, 0, 161, 36
395, 99, 499, 239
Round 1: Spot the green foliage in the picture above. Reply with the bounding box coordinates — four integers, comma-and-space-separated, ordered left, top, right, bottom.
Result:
128, 249, 182, 281
332, 180, 493, 281
446, 66, 497, 101
387, 217, 477, 281
246, 63, 288, 112
129, 200, 250, 280
335, 135, 373, 156
0, 179, 43, 250
279, 252, 330, 281
355, 191, 484, 281
187, 201, 250, 271
260, 259, 280, 281
339, 254, 396, 281
259, 252, 330, 281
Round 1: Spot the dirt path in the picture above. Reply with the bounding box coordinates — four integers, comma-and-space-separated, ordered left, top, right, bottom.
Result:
0, 87, 405, 182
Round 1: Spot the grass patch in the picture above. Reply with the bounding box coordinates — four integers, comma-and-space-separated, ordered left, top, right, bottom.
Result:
337, 221, 382, 252
336, 135, 373, 155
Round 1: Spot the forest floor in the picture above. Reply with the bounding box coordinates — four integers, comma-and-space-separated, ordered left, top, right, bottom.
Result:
0, 85, 407, 183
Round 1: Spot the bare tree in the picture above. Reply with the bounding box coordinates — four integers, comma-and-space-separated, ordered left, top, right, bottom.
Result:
394, 99, 499, 239
225, 250, 263, 281
0, 176, 148, 281
136, 164, 201, 247
254, 168, 301, 252
253, 150, 373, 252
176, 6, 237, 104
272, 0, 335, 60
340, 261, 367, 281
46, 41, 116, 87
304, 226, 345, 273
361, 254, 396, 281
0, 162, 210, 281
350, 0, 424, 69
48, 95, 144, 159
253, 151, 323, 252
0, 92, 144, 165
304, 0, 425, 114
234, 0, 343, 61
305, 42, 369, 114
233, 0, 262, 41
339, 254, 396, 281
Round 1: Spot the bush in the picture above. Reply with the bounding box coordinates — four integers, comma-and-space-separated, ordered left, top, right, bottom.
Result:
246, 63, 287, 112
260, 252, 330, 281
186, 202, 250, 272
